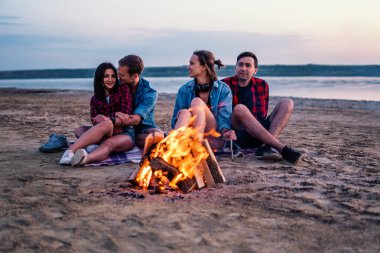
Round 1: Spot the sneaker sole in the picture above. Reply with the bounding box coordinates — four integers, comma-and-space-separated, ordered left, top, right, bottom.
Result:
71, 150, 87, 167
287, 154, 304, 165
59, 160, 71, 165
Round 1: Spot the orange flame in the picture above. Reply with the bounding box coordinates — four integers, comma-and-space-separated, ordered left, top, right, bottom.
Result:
136, 126, 212, 192
136, 160, 152, 189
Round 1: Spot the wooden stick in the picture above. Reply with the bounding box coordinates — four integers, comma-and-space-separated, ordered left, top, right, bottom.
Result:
230, 140, 234, 160
200, 159, 215, 187
203, 139, 226, 184
194, 165, 206, 189
142, 132, 165, 158
142, 134, 154, 158
191, 145, 207, 189
128, 166, 141, 184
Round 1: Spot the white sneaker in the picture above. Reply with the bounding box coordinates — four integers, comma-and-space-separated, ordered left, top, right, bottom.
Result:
71, 149, 88, 167
59, 150, 74, 165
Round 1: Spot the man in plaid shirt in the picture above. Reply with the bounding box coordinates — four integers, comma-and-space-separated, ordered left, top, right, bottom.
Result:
222, 52, 302, 164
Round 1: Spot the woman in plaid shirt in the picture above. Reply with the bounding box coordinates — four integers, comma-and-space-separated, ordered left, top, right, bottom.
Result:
60, 62, 135, 166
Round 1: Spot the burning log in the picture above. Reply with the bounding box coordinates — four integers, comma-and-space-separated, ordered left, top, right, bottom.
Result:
129, 132, 165, 183
150, 157, 179, 179
129, 127, 225, 194
149, 157, 197, 193
177, 178, 197, 193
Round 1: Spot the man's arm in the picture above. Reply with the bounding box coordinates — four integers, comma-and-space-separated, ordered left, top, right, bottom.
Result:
133, 88, 158, 123
114, 90, 156, 127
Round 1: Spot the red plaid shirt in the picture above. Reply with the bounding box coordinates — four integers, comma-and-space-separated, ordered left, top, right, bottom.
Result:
90, 84, 132, 124
222, 75, 269, 121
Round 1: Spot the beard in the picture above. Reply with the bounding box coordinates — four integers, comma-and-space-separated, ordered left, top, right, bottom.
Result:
237, 75, 249, 83
119, 80, 133, 86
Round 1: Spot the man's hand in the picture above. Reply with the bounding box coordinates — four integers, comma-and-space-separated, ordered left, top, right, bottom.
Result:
115, 112, 131, 126
92, 114, 110, 125
222, 130, 237, 141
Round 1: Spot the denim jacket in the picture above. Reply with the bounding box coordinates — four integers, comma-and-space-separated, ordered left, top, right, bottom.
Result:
171, 79, 233, 132
133, 77, 158, 134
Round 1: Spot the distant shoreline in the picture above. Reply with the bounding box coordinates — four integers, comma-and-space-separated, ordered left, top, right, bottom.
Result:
2, 88, 380, 107
1, 64, 380, 79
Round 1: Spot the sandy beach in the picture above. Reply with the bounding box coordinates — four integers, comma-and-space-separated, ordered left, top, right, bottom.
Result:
0, 88, 379, 253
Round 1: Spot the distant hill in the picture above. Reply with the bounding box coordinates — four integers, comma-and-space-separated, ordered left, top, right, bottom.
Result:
0, 65, 380, 79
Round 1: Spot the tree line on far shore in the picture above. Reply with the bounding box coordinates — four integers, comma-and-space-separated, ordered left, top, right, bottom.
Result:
1, 65, 380, 79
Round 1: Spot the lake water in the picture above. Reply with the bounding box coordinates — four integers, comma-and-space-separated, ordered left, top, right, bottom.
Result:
1, 76, 380, 101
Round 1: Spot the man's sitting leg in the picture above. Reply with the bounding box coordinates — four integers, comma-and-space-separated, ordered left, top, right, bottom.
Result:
74, 125, 91, 139
232, 104, 302, 164
267, 98, 294, 138
232, 104, 284, 151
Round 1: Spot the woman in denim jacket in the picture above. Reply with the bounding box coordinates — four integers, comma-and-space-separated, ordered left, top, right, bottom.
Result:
171, 50, 236, 149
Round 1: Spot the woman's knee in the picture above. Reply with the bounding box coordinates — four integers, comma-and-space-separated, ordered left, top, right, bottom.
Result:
190, 97, 206, 108
97, 119, 114, 131
177, 109, 192, 119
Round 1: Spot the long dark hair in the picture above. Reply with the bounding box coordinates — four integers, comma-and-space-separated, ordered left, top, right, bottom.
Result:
93, 62, 119, 101
193, 50, 224, 83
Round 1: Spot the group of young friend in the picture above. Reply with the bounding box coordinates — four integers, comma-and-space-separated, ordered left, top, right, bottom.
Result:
59, 50, 302, 167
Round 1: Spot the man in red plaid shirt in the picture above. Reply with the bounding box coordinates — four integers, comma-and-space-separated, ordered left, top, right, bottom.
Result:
222, 52, 302, 164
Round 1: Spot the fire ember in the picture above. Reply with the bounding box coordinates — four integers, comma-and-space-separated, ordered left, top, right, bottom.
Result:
129, 126, 226, 193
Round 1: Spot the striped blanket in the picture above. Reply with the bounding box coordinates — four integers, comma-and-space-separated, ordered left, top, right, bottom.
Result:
84, 145, 257, 167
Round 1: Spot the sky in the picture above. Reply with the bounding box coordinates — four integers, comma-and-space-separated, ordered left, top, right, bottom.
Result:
0, 0, 379, 70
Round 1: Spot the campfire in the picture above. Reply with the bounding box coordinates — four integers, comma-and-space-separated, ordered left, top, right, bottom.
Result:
129, 126, 225, 193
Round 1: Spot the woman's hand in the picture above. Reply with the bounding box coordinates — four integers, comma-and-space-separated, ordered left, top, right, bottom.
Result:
222, 130, 237, 141
115, 112, 131, 126
92, 114, 110, 125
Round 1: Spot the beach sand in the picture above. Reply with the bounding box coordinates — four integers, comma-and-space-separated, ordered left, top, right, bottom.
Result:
0, 88, 379, 252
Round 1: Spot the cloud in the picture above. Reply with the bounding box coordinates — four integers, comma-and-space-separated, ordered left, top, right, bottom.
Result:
3, 28, 377, 70
126, 30, 307, 65
0, 29, 308, 70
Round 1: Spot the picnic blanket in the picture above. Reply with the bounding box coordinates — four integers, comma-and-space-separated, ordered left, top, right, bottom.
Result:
85, 146, 143, 166
84, 144, 258, 167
